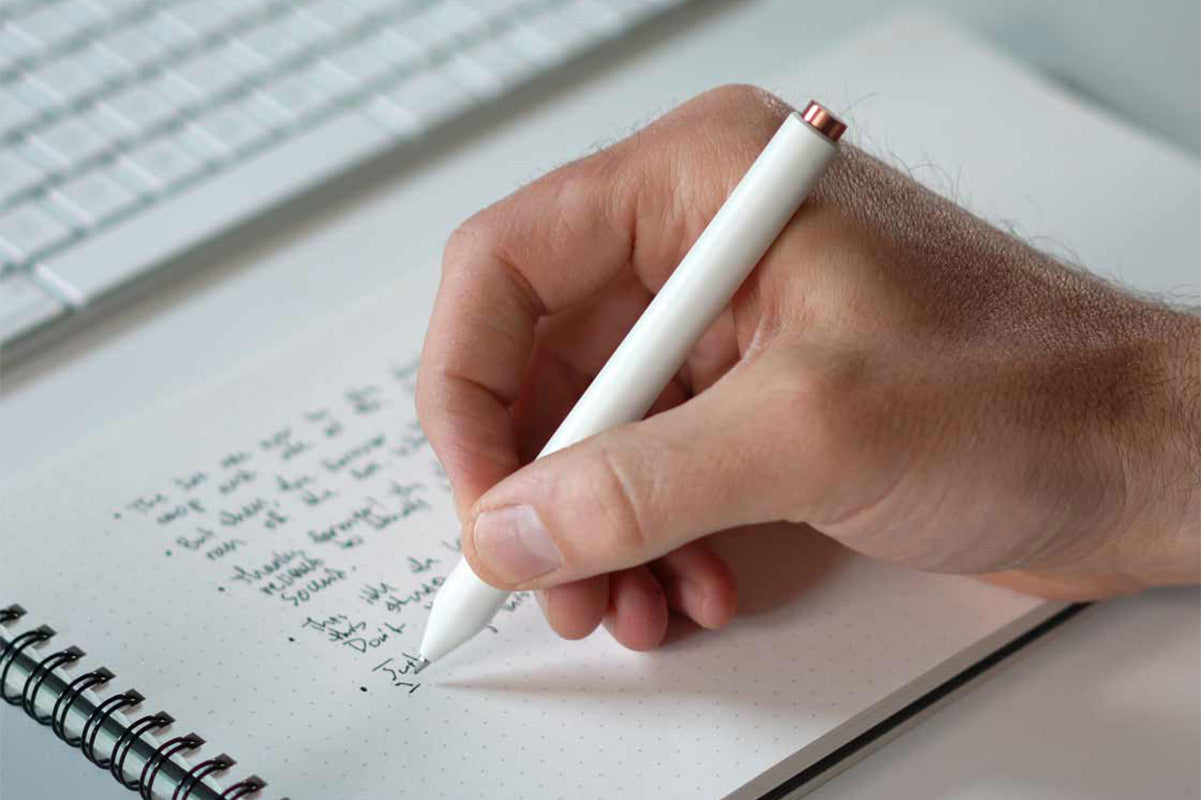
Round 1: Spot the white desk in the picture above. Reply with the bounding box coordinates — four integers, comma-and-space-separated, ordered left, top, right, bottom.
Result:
2, 1, 1198, 797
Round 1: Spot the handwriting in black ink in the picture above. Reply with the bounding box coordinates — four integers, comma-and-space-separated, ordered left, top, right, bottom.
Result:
389, 481, 431, 517
174, 472, 208, 491
407, 556, 438, 573
321, 434, 387, 474
155, 498, 207, 526
217, 468, 257, 495
344, 385, 383, 415
372, 654, 423, 694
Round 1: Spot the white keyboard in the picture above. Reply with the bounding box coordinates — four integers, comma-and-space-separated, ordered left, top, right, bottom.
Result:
0, 0, 690, 351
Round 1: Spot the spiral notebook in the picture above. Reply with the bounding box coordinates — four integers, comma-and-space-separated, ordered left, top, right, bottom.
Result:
3, 15, 1198, 800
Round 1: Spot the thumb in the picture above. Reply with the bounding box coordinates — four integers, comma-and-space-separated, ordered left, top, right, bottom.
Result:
461, 360, 789, 590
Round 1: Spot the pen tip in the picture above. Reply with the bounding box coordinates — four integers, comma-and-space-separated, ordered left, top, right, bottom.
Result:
413, 657, 431, 676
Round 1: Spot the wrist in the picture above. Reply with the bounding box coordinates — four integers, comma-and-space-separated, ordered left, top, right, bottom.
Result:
1110, 309, 1200, 587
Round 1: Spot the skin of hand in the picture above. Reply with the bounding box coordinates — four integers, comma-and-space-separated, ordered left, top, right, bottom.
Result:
415, 85, 1201, 651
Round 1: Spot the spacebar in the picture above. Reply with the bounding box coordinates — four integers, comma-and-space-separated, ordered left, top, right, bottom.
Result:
37, 111, 394, 305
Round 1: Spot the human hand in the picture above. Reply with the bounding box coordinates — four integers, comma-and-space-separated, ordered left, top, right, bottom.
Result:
416, 85, 1200, 651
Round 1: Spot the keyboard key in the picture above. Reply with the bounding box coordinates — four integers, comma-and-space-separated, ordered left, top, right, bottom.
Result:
501, 22, 566, 68
12, 138, 62, 173
359, 95, 420, 137
441, 53, 503, 99
261, 65, 341, 120
444, 38, 533, 98
51, 166, 141, 226
99, 22, 172, 71
174, 123, 226, 163
122, 135, 206, 190
103, 73, 197, 132
354, 0, 410, 15
56, 0, 111, 28
238, 91, 292, 131
275, 9, 335, 52
175, 39, 269, 97
401, 2, 486, 53
360, 27, 427, 73
0, 26, 40, 71
0, 91, 42, 138
105, 159, 153, 196
305, 0, 374, 33
461, 35, 536, 83
152, 69, 202, 107
324, 42, 394, 87
211, 39, 269, 81
28, 53, 112, 104
306, 60, 356, 96
29, 116, 113, 168
10, 5, 85, 53
560, 0, 627, 37
75, 42, 133, 85
0, 151, 46, 202
0, 272, 66, 342
206, 0, 265, 26
141, 10, 200, 53
77, 103, 133, 146
90, 0, 150, 15
102, 83, 171, 132
166, 0, 245, 39
193, 101, 271, 153
524, 5, 602, 52
238, 15, 311, 64
9, 73, 61, 113
459, 0, 539, 16
0, 202, 75, 261
384, 69, 473, 131
171, 51, 246, 98
597, 0, 662, 22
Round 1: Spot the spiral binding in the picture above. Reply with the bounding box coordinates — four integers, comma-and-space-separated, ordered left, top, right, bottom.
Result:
0, 603, 275, 800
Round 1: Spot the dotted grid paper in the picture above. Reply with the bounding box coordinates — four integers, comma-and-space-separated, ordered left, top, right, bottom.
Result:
0, 256, 1049, 799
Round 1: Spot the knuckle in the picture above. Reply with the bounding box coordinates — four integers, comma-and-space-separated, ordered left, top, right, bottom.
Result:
441, 213, 495, 275
696, 84, 792, 125
770, 364, 872, 460
702, 82, 770, 106
589, 444, 651, 561
773, 368, 841, 423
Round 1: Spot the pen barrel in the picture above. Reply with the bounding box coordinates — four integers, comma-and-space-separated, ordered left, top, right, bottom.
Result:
420, 109, 841, 665
539, 112, 838, 457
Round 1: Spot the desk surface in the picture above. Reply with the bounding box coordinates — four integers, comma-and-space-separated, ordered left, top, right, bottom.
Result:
807, 589, 1201, 800
2, 1, 1198, 798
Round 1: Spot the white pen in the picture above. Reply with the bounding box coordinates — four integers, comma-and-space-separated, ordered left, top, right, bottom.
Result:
416, 101, 847, 672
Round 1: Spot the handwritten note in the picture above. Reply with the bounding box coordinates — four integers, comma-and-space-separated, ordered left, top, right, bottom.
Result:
112, 356, 526, 698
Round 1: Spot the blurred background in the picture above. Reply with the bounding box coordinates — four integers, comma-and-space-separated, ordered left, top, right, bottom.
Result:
1, 0, 1197, 369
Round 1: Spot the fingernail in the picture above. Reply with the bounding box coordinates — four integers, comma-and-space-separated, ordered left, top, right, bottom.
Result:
473, 505, 562, 584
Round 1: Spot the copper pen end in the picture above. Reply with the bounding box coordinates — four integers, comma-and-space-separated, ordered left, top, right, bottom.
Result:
800, 101, 847, 143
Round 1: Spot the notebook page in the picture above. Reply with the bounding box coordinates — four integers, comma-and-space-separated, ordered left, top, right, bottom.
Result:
4, 15, 1196, 800
0, 247, 1052, 798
